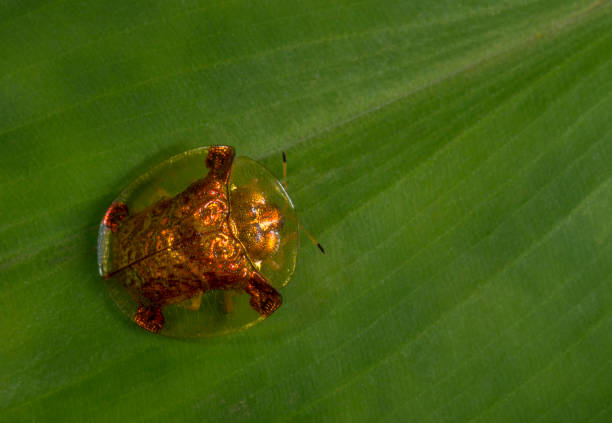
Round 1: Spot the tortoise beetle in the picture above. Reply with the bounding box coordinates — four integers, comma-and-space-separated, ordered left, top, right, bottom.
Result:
97, 145, 316, 337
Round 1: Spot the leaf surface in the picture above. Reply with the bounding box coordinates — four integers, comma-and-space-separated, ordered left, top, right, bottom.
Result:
1, 1, 611, 422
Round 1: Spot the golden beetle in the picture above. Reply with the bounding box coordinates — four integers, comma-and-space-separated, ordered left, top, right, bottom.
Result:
97, 145, 321, 337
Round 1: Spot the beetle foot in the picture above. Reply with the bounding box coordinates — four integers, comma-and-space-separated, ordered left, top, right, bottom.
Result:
246, 275, 282, 317
134, 305, 165, 333
103, 202, 129, 233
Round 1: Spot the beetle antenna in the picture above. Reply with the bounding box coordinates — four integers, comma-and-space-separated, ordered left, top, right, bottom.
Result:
282, 151, 288, 189
282, 151, 325, 254
286, 214, 325, 254
300, 223, 325, 254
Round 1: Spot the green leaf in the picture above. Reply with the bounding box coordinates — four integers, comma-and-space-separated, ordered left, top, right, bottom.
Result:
2, 1, 611, 422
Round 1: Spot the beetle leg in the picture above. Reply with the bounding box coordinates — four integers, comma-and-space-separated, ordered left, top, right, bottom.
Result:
245, 273, 282, 317
223, 291, 235, 314
186, 291, 203, 310
154, 187, 172, 202
103, 202, 129, 233
133, 305, 165, 333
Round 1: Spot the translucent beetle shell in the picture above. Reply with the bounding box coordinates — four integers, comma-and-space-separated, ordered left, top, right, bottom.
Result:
97, 146, 298, 337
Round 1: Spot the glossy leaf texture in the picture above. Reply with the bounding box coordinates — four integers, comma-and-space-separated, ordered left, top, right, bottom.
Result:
1, 1, 611, 422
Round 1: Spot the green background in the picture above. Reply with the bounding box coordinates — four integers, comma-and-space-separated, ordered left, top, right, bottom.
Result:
2, 0, 611, 421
